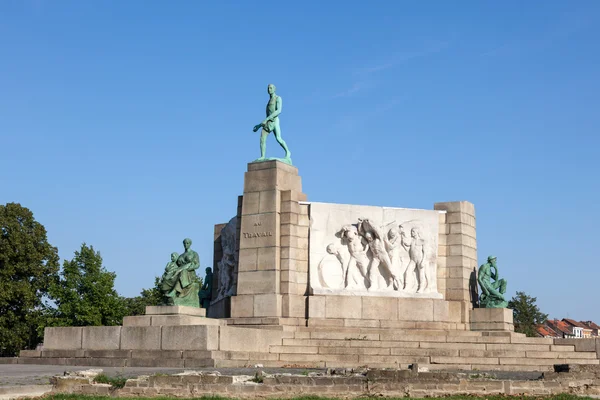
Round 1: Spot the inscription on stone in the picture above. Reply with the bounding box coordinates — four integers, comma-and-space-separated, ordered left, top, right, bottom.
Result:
242, 231, 273, 238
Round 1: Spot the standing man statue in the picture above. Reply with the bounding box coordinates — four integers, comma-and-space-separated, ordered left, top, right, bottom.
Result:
478, 255, 508, 308
252, 84, 292, 165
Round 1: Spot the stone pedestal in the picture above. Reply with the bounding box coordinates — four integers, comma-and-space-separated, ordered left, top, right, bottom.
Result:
231, 161, 307, 319
470, 308, 514, 331
123, 305, 224, 327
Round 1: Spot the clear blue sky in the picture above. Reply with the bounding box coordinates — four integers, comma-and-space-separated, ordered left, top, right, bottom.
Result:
1, 1, 599, 322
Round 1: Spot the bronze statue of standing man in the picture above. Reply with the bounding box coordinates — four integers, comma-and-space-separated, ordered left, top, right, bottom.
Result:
252, 84, 292, 165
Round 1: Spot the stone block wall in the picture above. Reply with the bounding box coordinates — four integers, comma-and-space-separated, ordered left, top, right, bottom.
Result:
434, 201, 477, 323
231, 161, 306, 319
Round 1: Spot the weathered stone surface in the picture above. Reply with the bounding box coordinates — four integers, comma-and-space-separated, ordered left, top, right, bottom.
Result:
82, 326, 121, 350
309, 202, 441, 298
120, 327, 162, 350
325, 296, 362, 319
398, 298, 434, 321
150, 315, 222, 326
219, 326, 283, 352
161, 325, 219, 351
470, 308, 514, 331
43, 327, 83, 350
85, 350, 131, 358
145, 306, 206, 317
123, 316, 152, 326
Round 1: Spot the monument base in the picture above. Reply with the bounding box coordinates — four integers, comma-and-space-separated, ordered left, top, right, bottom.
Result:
307, 295, 464, 324
122, 306, 223, 327
470, 308, 514, 331
207, 296, 231, 319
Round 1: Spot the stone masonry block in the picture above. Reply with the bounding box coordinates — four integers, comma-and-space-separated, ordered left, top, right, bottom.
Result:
470, 308, 513, 323
123, 316, 151, 327
281, 201, 300, 214
253, 293, 282, 317
237, 270, 280, 295
281, 189, 304, 202
438, 212, 447, 224
447, 234, 477, 248
145, 306, 206, 316
244, 165, 302, 193
280, 212, 298, 225
298, 214, 309, 227
257, 246, 280, 270
362, 297, 398, 320
43, 327, 83, 350
449, 223, 476, 238
447, 255, 474, 268
434, 201, 475, 216
446, 278, 470, 290
238, 248, 258, 272
219, 326, 283, 352
82, 327, 121, 350
449, 245, 477, 259
325, 296, 362, 319
398, 298, 434, 321
446, 288, 470, 302
247, 160, 297, 173
120, 327, 161, 350
239, 213, 279, 249
259, 190, 280, 213
281, 247, 308, 261
162, 325, 219, 351
241, 192, 259, 215
447, 213, 476, 226
308, 296, 326, 318
231, 295, 254, 318
282, 294, 306, 318
281, 235, 308, 249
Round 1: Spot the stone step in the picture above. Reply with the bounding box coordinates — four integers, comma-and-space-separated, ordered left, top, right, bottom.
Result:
123, 315, 224, 327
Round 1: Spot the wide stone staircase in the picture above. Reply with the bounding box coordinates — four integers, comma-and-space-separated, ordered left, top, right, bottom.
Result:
6, 309, 599, 372
214, 326, 600, 371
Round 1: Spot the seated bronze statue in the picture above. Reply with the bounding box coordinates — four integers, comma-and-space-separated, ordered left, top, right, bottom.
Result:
160, 238, 200, 307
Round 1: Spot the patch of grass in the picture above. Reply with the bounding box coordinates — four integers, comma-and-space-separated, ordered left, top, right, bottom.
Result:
92, 374, 128, 389
250, 372, 264, 383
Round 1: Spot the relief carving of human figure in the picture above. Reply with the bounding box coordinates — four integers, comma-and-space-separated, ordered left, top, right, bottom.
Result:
385, 227, 409, 290
401, 226, 428, 293
340, 224, 370, 288
358, 218, 399, 291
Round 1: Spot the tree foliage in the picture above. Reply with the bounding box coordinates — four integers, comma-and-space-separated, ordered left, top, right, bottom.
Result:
0, 203, 60, 356
48, 244, 125, 326
508, 291, 548, 337
121, 276, 170, 316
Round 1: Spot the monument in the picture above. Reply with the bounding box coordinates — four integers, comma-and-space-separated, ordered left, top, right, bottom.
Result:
159, 238, 200, 308
252, 84, 292, 165
478, 255, 508, 308
21, 83, 599, 372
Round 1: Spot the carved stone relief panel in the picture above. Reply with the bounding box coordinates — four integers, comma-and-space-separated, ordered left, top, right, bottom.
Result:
213, 216, 239, 303
309, 202, 442, 299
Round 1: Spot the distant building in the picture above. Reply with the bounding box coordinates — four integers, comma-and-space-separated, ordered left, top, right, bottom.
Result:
537, 318, 600, 339
545, 319, 577, 338
580, 321, 600, 337
536, 324, 559, 338
563, 319, 592, 338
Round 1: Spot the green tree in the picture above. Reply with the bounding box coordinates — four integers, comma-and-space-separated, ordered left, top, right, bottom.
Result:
48, 244, 125, 326
0, 203, 60, 356
121, 277, 170, 316
508, 291, 548, 337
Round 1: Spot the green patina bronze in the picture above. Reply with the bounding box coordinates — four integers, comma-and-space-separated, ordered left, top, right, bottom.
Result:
478, 255, 508, 308
199, 267, 213, 309
159, 238, 200, 307
252, 84, 292, 165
